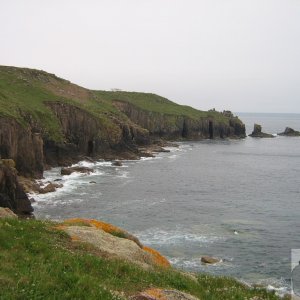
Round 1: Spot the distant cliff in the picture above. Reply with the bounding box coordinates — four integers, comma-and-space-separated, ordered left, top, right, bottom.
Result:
0, 66, 245, 178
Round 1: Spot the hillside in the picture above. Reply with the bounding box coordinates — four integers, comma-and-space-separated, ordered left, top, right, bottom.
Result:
0, 66, 245, 178
0, 216, 281, 300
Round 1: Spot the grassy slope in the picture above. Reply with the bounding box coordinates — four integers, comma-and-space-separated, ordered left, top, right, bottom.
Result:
0, 66, 234, 144
96, 90, 229, 123
0, 218, 281, 300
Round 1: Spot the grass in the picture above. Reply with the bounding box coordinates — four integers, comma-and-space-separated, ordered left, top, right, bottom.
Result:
0, 218, 283, 300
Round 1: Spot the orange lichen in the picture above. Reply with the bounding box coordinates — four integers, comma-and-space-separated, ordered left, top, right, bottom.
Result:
140, 288, 168, 300
143, 246, 171, 268
63, 218, 124, 234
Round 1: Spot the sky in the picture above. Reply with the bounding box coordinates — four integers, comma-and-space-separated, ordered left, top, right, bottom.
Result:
1, 0, 300, 113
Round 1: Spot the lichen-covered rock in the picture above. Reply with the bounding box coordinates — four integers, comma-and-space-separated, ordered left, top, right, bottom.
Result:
249, 124, 274, 138
63, 226, 154, 268
278, 127, 300, 136
130, 288, 199, 300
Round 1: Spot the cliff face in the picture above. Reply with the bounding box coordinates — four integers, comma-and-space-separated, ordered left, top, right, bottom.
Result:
0, 163, 33, 215
113, 100, 245, 140
0, 117, 44, 178
0, 66, 246, 179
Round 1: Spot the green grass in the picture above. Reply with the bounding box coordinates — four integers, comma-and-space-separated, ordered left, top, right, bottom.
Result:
95, 90, 229, 123
0, 218, 282, 300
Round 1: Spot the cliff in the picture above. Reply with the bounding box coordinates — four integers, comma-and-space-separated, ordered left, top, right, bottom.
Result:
0, 161, 33, 215
0, 66, 245, 178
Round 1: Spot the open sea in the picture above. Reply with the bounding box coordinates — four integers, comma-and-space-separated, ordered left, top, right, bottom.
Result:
33, 113, 300, 296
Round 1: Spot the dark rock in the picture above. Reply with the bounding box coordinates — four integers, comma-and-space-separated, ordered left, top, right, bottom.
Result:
0, 164, 33, 215
201, 256, 220, 264
38, 182, 63, 194
89, 181, 96, 184
112, 161, 123, 166
249, 124, 274, 138
61, 166, 94, 175
54, 178, 62, 182
278, 127, 300, 136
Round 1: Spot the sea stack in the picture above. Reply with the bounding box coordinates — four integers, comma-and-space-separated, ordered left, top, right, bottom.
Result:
249, 124, 274, 138
278, 127, 300, 136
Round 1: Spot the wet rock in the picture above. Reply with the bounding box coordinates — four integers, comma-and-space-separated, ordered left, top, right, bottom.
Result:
54, 178, 62, 182
0, 207, 18, 219
112, 161, 123, 166
249, 124, 274, 138
38, 182, 63, 194
89, 181, 96, 184
61, 166, 94, 175
201, 256, 220, 264
278, 127, 300, 136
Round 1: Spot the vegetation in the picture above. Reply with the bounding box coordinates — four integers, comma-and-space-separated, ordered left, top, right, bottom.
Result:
0, 218, 282, 300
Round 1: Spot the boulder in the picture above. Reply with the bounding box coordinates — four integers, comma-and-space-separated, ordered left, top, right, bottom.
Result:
112, 160, 123, 166
38, 182, 63, 194
249, 124, 274, 138
89, 181, 96, 184
0, 207, 18, 219
63, 226, 154, 268
61, 166, 94, 175
201, 256, 220, 264
278, 127, 300, 136
130, 288, 199, 300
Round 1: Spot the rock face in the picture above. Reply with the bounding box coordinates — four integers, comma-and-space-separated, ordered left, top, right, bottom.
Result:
113, 101, 246, 140
249, 124, 274, 138
0, 164, 33, 215
278, 127, 300, 136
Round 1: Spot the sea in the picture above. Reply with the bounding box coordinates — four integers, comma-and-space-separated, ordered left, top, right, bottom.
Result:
32, 113, 300, 296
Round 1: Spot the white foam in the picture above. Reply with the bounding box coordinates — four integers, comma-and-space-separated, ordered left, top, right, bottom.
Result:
135, 228, 225, 246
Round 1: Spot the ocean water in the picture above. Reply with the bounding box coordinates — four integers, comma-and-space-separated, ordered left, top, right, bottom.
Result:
33, 113, 300, 295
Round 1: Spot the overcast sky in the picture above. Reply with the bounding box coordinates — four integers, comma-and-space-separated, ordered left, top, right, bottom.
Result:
1, 0, 300, 113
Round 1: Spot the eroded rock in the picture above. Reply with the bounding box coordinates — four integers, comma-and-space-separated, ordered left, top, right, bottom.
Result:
61, 166, 94, 175
249, 124, 274, 138
278, 127, 300, 136
0, 207, 18, 219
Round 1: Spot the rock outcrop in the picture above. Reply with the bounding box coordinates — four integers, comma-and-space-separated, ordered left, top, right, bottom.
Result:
0, 162, 33, 215
61, 166, 94, 176
201, 256, 221, 264
278, 127, 300, 136
0, 207, 18, 219
59, 218, 171, 269
131, 288, 199, 300
249, 124, 274, 138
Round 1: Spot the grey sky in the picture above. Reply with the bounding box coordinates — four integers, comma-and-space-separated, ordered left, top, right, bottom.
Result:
1, 0, 300, 113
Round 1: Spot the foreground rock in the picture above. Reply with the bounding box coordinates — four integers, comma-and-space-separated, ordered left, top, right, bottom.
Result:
59, 218, 171, 269
0, 162, 33, 215
61, 166, 94, 175
38, 182, 63, 194
201, 256, 221, 264
131, 288, 199, 300
278, 127, 300, 136
0, 207, 18, 219
249, 124, 274, 138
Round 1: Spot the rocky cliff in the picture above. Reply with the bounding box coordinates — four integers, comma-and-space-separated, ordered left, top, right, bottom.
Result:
0, 161, 33, 215
0, 65, 246, 178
